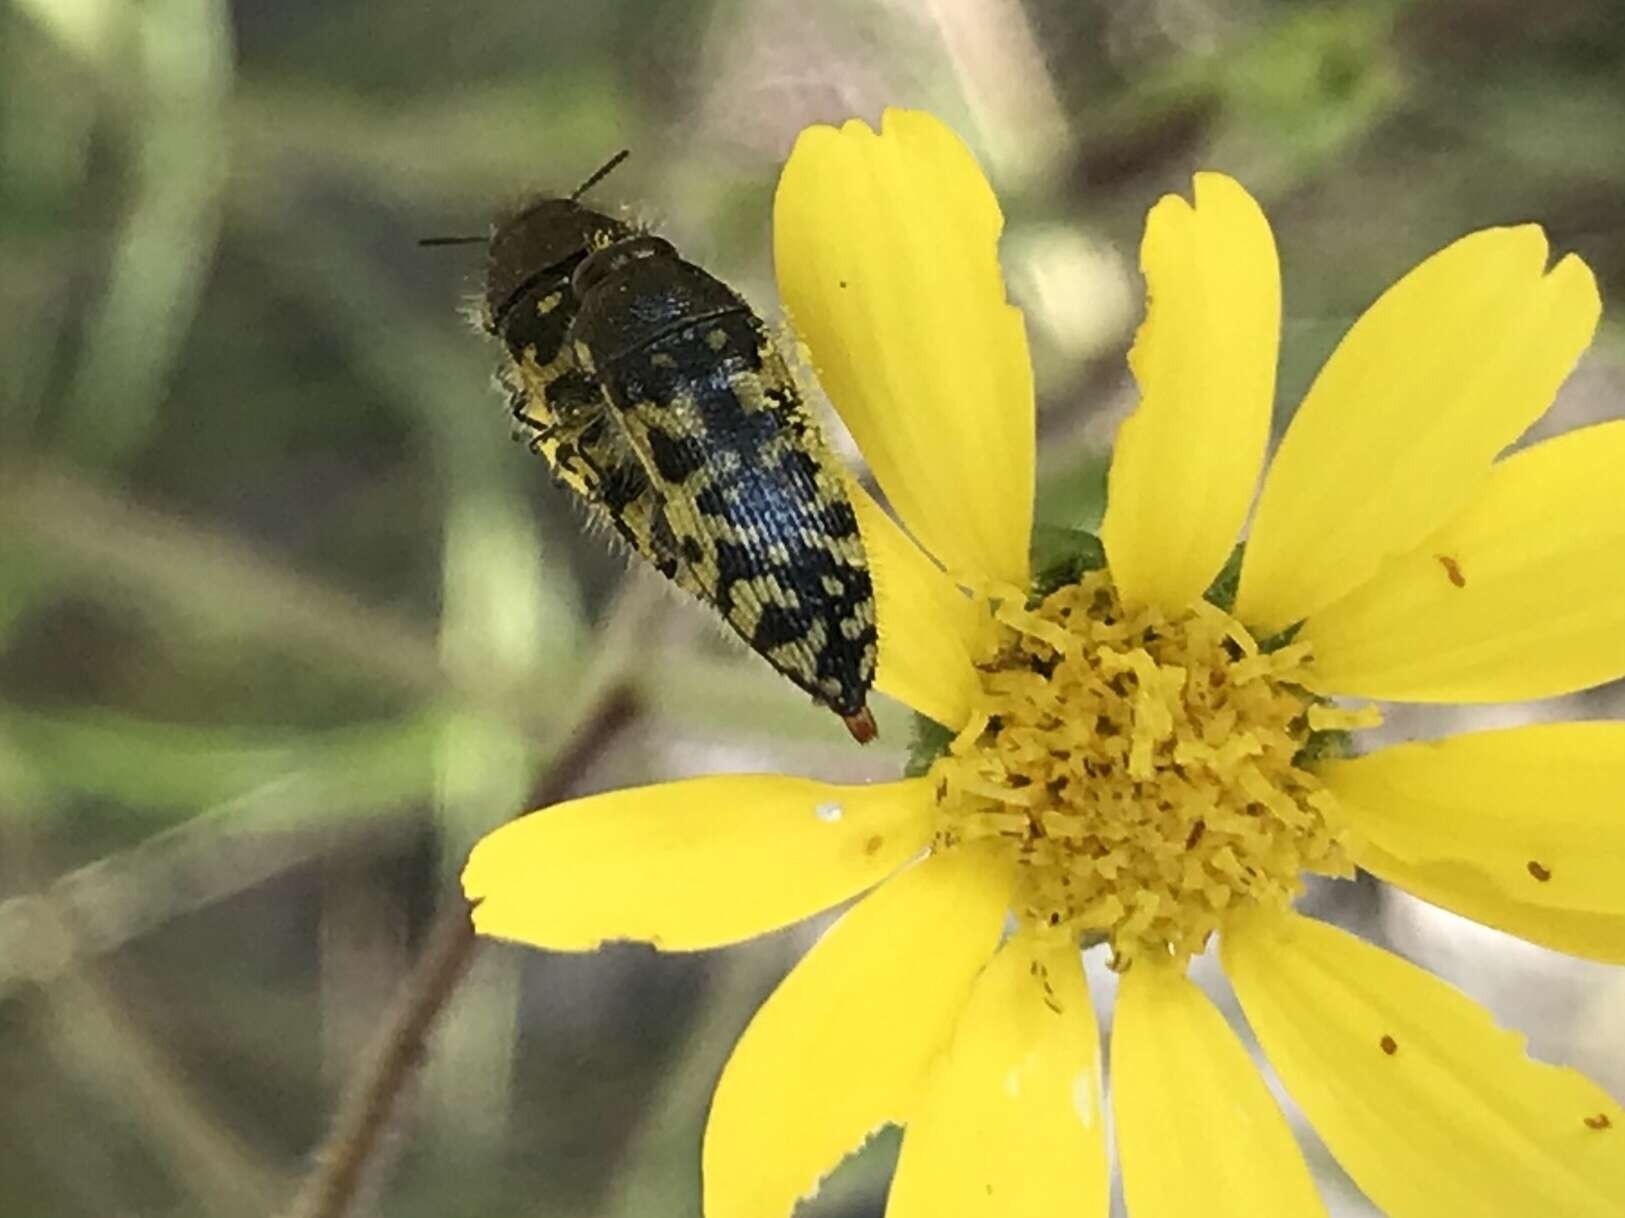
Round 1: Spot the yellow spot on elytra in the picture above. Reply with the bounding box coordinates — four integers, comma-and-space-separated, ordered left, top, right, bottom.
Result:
929, 571, 1363, 967
706, 327, 729, 351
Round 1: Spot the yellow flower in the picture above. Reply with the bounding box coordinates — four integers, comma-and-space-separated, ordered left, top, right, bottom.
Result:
464, 109, 1625, 1218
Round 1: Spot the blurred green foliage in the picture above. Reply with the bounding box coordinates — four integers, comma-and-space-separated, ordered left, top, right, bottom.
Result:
2, 1, 1623, 1215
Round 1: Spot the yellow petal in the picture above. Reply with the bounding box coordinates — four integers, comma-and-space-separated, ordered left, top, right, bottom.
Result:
1236, 228, 1600, 634
1112, 962, 1328, 1218
1101, 173, 1280, 613
1301, 420, 1625, 701
886, 935, 1108, 1218
775, 109, 1034, 588
1324, 724, 1625, 962
704, 845, 1012, 1218
1357, 842, 1625, 966
853, 481, 983, 730
1224, 911, 1625, 1218
463, 774, 935, 951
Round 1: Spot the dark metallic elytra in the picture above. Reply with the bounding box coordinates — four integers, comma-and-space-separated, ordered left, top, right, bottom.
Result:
471, 156, 879, 741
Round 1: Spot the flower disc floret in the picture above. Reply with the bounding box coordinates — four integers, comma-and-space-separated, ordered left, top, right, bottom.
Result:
931, 571, 1365, 967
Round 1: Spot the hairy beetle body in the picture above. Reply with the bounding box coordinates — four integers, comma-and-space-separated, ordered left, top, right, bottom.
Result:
478, 182, 878, 741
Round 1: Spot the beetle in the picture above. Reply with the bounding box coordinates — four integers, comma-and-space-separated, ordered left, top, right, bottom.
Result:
434, 154, 879, 741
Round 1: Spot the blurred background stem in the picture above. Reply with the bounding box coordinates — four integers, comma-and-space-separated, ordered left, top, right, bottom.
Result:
46, 0, 232, 465
284, 683, 642, 1218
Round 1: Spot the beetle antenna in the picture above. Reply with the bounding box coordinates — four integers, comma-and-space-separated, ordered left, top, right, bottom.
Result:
417, 234, 489, 247
570, 149, 631, 201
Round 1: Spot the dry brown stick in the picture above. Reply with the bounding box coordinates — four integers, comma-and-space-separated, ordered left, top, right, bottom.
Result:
283, 685, 642, 1218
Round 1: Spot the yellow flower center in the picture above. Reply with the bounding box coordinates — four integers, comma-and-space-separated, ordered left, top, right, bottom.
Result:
929, 570, 1376, 969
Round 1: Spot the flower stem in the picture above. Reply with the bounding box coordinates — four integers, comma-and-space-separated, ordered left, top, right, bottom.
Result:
282, 684, 642, 1218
